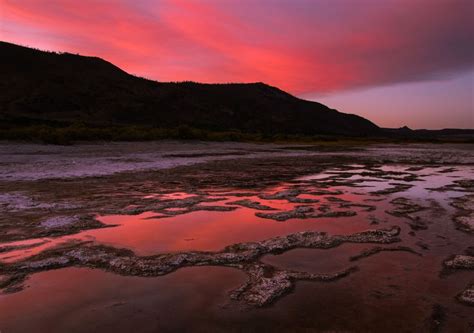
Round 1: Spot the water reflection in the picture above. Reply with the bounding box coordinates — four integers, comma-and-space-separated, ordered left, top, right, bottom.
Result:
0, 164, 473, 331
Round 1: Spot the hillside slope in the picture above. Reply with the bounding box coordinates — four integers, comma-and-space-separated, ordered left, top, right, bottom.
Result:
0, 41, 380, 136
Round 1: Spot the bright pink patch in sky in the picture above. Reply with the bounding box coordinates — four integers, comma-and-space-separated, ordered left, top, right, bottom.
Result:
1, 0, 473, 128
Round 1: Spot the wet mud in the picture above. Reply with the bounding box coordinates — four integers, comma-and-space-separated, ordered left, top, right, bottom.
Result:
0, 227, 400, 306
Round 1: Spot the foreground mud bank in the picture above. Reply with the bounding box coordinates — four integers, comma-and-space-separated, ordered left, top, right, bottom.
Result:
0, 227, 400, 306
0, 143, 473, 332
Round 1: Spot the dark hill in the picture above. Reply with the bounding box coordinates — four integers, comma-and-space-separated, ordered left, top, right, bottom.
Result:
0, 41, 380, 136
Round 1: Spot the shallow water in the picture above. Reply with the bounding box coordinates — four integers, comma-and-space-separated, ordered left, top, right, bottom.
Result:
0, 141, 315, 181
1, 142, 473, 181
0, 145, 473, 332
0, 266, 248, 333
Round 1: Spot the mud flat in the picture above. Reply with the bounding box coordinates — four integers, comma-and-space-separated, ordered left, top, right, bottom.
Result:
450, 194, 474, 234
0, 142, 473, 332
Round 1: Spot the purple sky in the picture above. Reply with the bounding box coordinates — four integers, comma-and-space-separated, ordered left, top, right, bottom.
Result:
1, 0, 473, 128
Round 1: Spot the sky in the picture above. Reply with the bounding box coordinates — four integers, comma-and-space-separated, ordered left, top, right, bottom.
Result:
1, 0, 473, 129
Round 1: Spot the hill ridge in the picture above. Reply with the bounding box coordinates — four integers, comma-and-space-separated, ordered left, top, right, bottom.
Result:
0, 40, 379, 136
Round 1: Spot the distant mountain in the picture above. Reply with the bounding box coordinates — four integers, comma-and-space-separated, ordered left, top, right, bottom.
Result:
382, 126, 474, 140
0, 41, 379, 136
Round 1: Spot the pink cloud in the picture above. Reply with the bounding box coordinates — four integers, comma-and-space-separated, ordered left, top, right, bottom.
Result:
1, 0, 472, 94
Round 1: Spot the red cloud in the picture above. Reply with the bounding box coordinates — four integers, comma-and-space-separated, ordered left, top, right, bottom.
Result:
1, 0, 472, 94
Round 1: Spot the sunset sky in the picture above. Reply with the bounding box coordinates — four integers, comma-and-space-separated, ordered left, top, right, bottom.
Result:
1, 0, 473, 129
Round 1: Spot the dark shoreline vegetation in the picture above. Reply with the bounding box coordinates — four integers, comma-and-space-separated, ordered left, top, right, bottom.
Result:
2, 124, 474, 145
0, 125, 474, 145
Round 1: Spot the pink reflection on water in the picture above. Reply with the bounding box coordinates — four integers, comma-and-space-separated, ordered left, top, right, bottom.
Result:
0, 190, 377, 259
1, 165, 472, 262
92, 204, 370, 255
0, 266, 247, 332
